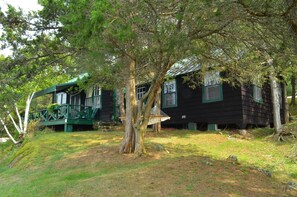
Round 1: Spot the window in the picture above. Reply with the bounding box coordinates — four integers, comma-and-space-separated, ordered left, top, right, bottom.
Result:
202, 71, 223, 103
56, 92, 67, 105
253, 85, 263, 103
162, 79, 177, 108
136, 86, 146, 100
93, 86, 101, 109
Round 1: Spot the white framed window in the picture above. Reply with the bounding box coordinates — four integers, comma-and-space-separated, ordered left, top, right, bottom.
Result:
162, 79, 177, 108
56, 92, 67, 105
202, 71, 223, 103
93, 85, 101, 109
136, 86, 146, 100
252, 75, 263, 103
253, 85, 263, 103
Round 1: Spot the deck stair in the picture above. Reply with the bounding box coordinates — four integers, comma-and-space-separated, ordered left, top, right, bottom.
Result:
94, 121, 123, 131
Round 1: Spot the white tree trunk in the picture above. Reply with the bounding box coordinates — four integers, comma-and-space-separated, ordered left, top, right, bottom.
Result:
15, 105, 23, 132
8, 113, 22, 134
0, 118, 19, 144
269, 65, 282, 134
0, 92, 35, 144
23, 92, 35, 134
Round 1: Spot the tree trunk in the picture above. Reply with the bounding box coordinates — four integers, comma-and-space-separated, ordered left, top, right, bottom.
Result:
291, 75, 296, 106
269, 66, 282, 134
0, 118, 19, 144
133, 74, 166, 155
153, 87, 161, 133
119, 60, 138, 154
120, 60, 172, 156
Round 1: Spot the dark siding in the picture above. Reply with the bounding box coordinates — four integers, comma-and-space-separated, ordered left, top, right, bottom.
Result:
241, 83, 285, 127
241, 84, 271, 127
100, 90, 114, 121
161, 75, 245, 128
80, 91, 86, 105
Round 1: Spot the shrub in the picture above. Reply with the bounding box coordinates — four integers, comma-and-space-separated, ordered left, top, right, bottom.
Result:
47, 103, 60, 113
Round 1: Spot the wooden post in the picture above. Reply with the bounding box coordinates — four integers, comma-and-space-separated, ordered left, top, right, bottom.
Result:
64, 124, 73, 132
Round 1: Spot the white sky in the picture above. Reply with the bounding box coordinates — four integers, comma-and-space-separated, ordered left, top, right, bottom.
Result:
0, 0, 42, 12
0, 0, 42, 56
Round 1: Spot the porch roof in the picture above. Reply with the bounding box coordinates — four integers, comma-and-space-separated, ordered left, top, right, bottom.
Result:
33, 73, 89, 98
33, 81, 77, 98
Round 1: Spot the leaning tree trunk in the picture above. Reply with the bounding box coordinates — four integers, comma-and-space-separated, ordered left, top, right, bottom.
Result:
119, 60, 138, 154
133, 70, 167, 155
291, 75, 296, 106
269, 65, 282, 135
153, 87, 161, 133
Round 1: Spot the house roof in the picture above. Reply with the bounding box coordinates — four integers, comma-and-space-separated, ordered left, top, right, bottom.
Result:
166, 58, 201, 77
33, 81, 77, 98
33, 73, 89, 98
33, 59, 199, 98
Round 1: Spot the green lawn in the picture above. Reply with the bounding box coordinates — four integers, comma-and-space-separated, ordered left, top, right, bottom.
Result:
1, 126, 297, 196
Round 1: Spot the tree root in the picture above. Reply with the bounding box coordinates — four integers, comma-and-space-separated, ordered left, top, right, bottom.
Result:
275, 132, 297, 142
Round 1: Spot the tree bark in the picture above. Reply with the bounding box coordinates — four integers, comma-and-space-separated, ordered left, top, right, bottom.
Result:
153, 87, 161, 133
119, 60, 138, 154
133, 69, 168, 155
291, 75, 296, 106
269, 65, 282, 134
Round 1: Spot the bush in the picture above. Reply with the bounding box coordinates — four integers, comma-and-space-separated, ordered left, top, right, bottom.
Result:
26, 119, 40, 138
47, 103, 60, 113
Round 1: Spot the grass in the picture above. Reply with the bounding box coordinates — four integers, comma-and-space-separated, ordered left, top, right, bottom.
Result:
1, 126, 297, 196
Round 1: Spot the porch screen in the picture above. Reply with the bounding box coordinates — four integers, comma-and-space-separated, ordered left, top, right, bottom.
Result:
85, 86, 101, 109
202, 71, 223, 103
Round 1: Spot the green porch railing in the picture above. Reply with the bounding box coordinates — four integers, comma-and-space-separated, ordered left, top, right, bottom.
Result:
30, 104, 93, 122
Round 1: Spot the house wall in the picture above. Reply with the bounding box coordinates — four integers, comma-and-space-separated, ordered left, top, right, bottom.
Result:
241, 83, 285, 128
100, 90, 114, 122
161, 75, 245, 128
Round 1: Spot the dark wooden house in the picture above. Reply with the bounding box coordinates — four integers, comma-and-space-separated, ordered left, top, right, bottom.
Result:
31, 77, 116, 132
33, 63, 285, 132
136, 64, 285, 130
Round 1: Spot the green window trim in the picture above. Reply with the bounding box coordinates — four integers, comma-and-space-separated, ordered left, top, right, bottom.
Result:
202, 84, 223, 103
253, 85, 263, 103
162, 79, 178, 108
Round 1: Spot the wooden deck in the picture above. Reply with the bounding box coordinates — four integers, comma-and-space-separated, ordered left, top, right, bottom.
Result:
30, 104, 95, 132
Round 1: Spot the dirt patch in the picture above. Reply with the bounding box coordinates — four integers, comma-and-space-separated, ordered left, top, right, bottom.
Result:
55, 147, 296, 196
54, 145, 157, 169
